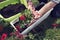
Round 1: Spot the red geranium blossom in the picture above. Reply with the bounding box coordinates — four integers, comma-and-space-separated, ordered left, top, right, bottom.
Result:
52, 23, 58, 27
15, 25, 21, 31
19, 15, 26, 21
1, 33, 7, 40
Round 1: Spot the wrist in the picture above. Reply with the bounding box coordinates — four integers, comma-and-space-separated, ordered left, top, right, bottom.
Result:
36, 11, 43, 16
30, 7, 36, 12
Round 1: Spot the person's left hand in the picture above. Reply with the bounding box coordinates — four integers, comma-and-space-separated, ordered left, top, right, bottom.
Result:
27, 1, 35, 11
32, 11, 42, 19
27, 1, 42, 18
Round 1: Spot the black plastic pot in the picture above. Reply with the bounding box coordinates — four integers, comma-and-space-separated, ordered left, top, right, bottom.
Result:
0, 4, 26, 18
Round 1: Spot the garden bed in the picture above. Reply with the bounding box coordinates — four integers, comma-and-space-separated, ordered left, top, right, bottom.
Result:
0, 0, 60, 40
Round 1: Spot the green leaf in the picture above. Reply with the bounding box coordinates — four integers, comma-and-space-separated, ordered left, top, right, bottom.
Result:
0, 0, 19, 9
31, 0, 39, 6
20, 0, 27, 8
56, 19, 60, 24
4, 13, 22, 22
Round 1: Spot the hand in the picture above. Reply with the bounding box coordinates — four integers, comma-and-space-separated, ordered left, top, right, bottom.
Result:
27, 1, 42, 19
28, 11, 42, 26
27, 1, 35, 11
32, 11, 42, 19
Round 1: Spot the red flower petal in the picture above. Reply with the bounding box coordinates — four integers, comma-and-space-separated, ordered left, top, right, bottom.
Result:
16, 25, 21, 31
1, 33, 7, 40
52, 24, 58, 27
19, 15, 26, 21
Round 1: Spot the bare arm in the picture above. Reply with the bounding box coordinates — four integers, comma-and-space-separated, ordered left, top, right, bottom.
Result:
27, 0, 58, 18
38, 1, 57, 15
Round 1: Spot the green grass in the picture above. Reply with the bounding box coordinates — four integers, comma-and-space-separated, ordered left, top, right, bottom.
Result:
0, 0, 19, 9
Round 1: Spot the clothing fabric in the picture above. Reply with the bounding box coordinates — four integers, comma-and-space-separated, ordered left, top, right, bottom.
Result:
51, 0, 60, 4
38, 0, 48, 3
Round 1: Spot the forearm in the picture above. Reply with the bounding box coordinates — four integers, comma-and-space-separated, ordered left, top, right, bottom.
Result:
38, 1, 57, 15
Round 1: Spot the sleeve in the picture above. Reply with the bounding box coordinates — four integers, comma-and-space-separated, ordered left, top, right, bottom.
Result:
51, 0, 60, 4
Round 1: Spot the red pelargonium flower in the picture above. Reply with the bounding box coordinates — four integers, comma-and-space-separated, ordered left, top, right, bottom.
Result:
52, 24, 58, 27
19, 15, 26, 21
1, 33, 7, 40
16, 25, 21, 31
